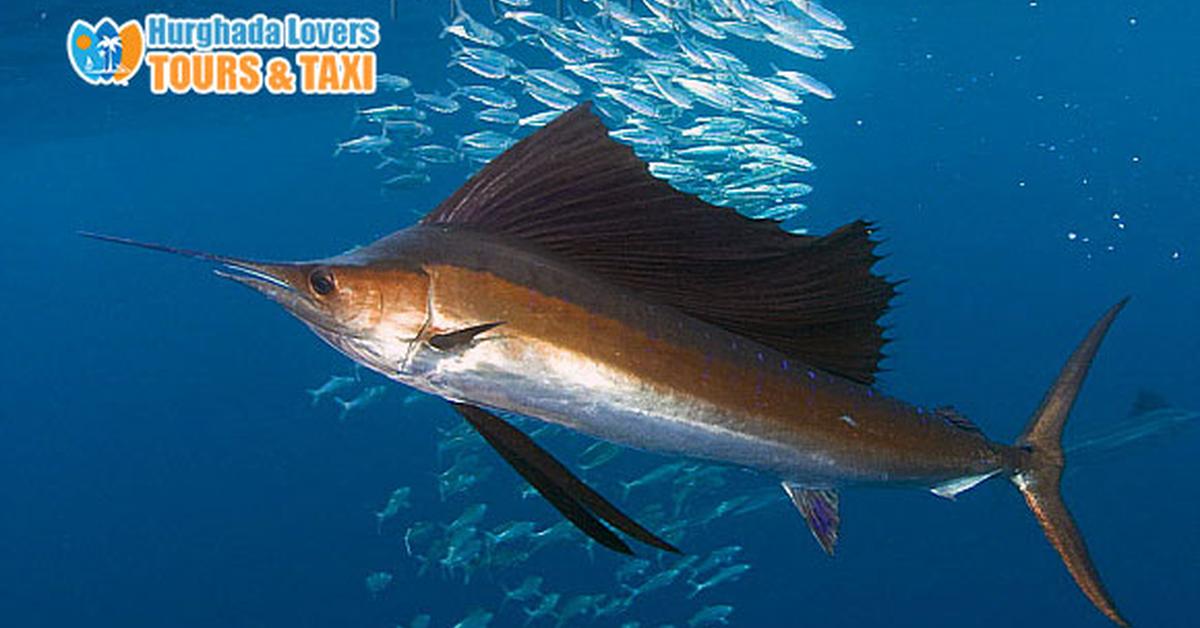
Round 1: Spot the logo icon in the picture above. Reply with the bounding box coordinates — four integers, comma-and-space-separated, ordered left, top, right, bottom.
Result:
67, 18, 144, 85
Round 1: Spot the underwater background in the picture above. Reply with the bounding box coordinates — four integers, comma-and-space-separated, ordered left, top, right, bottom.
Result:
1, 1, 1197, 626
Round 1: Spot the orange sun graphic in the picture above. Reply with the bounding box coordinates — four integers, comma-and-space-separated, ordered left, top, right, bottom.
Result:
76, 33, 92, 50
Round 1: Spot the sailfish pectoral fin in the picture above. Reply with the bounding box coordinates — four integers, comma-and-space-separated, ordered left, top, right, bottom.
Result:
428, 321, 505, 352
450, 403, 680, 555
783, 482, 840, 556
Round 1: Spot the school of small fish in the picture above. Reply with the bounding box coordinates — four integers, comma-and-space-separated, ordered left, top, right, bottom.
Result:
334, 0, 851, 227
326, 2, 852, 623
304, 366, 785, 626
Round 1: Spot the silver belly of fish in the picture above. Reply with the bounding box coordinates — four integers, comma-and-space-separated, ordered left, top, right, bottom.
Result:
393, 335, 841, 483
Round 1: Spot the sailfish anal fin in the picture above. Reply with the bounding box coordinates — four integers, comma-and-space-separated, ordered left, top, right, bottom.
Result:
450, 403, 680, 555
783, 482, 840, 556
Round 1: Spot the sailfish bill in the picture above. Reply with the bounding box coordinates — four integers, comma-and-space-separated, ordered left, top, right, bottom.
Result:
83, 103, 1134, 626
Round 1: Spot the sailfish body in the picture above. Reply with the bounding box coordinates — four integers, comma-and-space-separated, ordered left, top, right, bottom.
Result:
373, 226, 1005, 490
83, 105, 1132, 626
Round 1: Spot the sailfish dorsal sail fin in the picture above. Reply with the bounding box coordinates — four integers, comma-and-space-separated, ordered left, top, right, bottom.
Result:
421, 104, 896, 384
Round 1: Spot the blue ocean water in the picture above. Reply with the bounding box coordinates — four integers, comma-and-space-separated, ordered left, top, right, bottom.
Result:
1, 1, 1197, 627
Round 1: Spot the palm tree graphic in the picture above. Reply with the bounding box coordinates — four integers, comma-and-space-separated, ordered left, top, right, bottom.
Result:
98, 35, 121, 74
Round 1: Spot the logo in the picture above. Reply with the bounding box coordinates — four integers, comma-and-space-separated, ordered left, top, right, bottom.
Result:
66, 14, 379, 95
67, 17, 145, 86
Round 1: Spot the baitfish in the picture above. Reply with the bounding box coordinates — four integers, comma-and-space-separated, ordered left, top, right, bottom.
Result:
475, 108, 521, 126
451, 609, 493, 628
1067, 391, 1200, 461
414, 91, 461, 114
500, 575, 542, 609
356, 104, 425, 123
449, 503, 487, 531
688, 604, 734, 627
375, 486, 411, 533
306, 372, 358, 405
333, 384, 386, 421
381, 172, 431, 191
85, 105, 1133, 627
457, 130, 516, 153
577, 440, 622, 470
688, 563, 750, 598
487, 520, 536, 545
524, 593, 559, 624
333, 134, 390, 156
375, 73, 412, 92
381, 120, 433, 141
620, 462, 688, 499
412, 144, 461, 164
440, 5, 506, 48
450, 80, 519, 110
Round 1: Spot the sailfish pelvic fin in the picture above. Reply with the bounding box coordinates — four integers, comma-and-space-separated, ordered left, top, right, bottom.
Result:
450, 403, 679, 555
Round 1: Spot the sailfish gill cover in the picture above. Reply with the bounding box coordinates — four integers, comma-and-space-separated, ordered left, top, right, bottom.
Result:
2, 1, 1197, 628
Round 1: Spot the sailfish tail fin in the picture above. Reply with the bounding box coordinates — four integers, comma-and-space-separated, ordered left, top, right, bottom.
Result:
1011, 298, 1130, 627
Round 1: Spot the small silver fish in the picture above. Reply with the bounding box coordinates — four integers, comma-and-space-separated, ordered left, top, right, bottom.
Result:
487, 520, 537, 545
525, 84, 578, 111
449, 503, 488, 531
563, 63, 626, 86
524, 593, 560, 623
615, 557, 652, 582
334, 134, 391, 156
306, 373, 358, 405
786, 0, 847, 31
810, 29, 854, 50
472, 107, 520, 126
503, 10, 563, 32
620, 35, 676, 59
772, 69, 836, 100
452, 608, 493, 628
441, 7, 506, 48
601, 87, 665, 118
458, 130, 517, 152
449, 56, 509, 80
692, 545, 743, 578
714, 20, 769, 41
688, 605, 734, 627
525, 68, 583, 96
357, 104, 426, 123
382, 120, 433, 141
333, 385, 387, 420
451, 81, 518, 109
381, 172, 431, 191
671, 77, 738, 110
577, 441, 623, 470
688, 563, 751, 598
376, 73, 411, 92
536, 34, 591, 64
554, 28, 622, 59
412, 144, 460, 164
414, 91, 462, 114
765, 31, 826, 59
518, 110, 561, 128
375, 486, 411, 533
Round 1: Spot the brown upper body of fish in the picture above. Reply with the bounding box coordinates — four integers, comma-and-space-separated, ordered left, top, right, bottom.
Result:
83, 105, 1132, 626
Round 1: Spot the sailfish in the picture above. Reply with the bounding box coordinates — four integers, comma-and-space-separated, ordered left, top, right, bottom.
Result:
84, 105, 1131, 626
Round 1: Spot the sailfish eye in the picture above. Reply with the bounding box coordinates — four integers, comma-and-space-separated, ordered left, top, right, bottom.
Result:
309, 268, 336, 296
